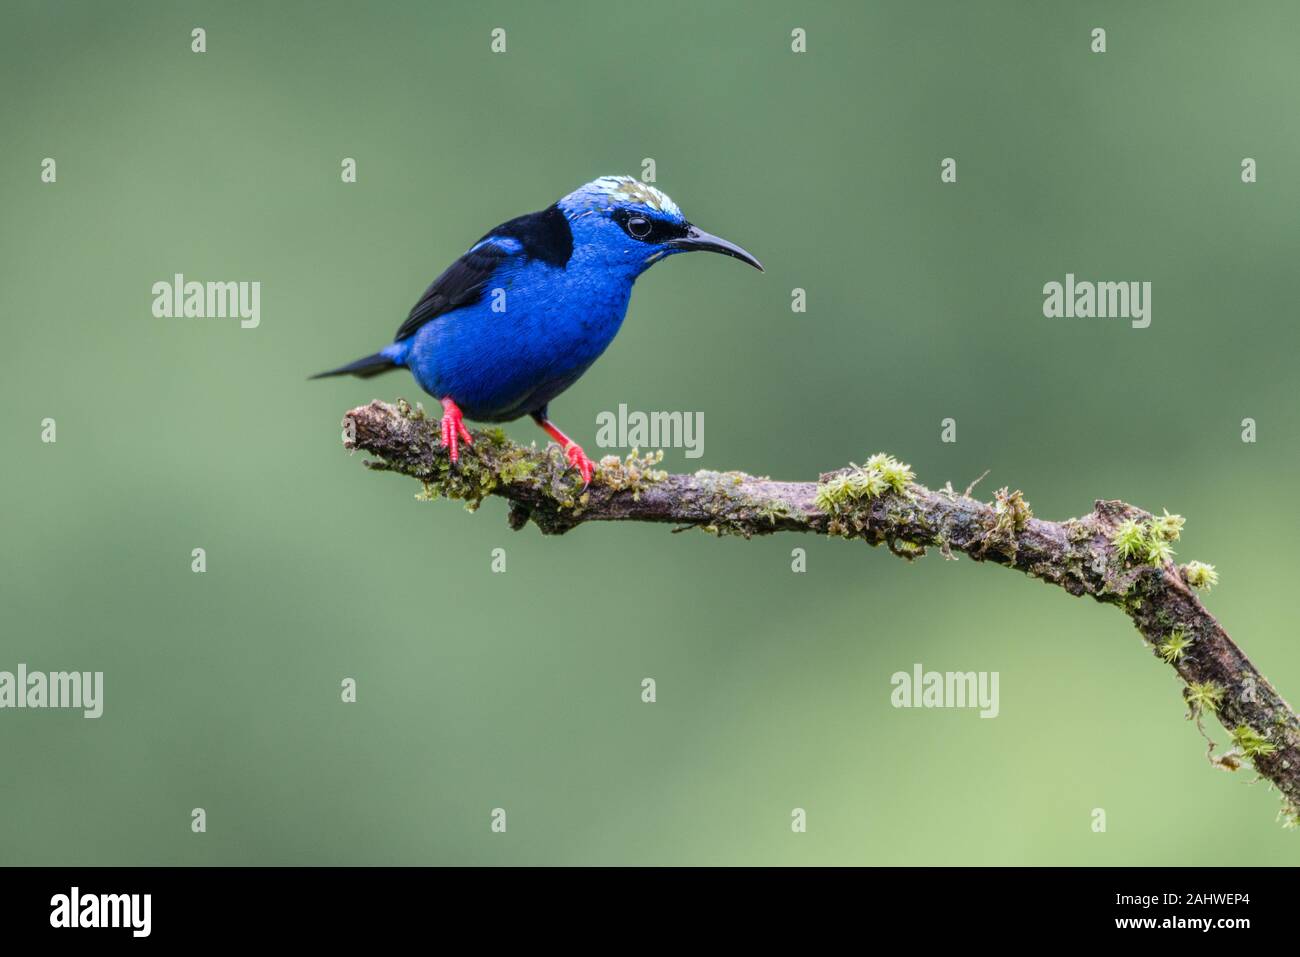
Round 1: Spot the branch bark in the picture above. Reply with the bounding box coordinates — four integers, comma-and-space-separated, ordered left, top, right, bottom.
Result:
343, 399, 1300, 826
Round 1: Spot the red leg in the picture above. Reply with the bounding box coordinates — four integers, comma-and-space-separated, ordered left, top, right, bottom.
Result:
440, 397, 474, 464
531, 413, 596, 486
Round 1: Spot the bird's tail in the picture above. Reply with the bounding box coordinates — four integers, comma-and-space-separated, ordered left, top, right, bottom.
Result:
310, 343, 407, 380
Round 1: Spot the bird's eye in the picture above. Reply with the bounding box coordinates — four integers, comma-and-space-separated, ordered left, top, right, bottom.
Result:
627, 216, 652, 239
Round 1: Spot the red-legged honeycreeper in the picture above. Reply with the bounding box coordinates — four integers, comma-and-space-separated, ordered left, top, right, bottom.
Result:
312, 175, 762, 484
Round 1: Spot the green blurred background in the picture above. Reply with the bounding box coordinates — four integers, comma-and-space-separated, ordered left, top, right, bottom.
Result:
3, 0, 1298, 865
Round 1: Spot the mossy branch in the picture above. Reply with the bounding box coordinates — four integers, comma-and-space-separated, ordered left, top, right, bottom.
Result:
343, 399, 1300, 826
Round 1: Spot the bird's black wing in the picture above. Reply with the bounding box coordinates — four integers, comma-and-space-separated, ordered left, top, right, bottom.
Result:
393, 204, 574, 342
394, 239, 513, 342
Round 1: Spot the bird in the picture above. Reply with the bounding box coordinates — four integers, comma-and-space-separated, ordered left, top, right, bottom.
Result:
312, 175, 762, 485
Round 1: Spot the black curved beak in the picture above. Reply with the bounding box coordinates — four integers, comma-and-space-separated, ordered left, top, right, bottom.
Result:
668, 224, 764, 272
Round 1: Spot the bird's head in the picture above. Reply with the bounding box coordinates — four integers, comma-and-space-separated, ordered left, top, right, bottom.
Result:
557, 175, 763, 278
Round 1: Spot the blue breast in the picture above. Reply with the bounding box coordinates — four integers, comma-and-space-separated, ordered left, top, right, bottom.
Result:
404, 256, 634, 422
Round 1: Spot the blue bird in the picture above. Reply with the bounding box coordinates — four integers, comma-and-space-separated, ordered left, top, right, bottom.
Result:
313, 175, 762, 484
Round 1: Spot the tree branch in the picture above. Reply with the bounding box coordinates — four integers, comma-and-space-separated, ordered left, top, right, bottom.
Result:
343, 399, 1300, 826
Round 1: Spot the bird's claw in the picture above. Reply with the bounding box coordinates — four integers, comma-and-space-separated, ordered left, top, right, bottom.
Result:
564, 442, 596, 487
439, 398, 473, 464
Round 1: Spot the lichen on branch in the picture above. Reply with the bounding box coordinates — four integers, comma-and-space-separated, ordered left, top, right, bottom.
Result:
342, 399, 1300, 827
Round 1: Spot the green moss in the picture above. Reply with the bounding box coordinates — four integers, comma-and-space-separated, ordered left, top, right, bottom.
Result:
496, 455, 539, 485
1063, 519, 1093, 543
395, 397, 428, 421
815, 453, 914, 512
1111, 519, 1146, 561
1144, 535, 1175, 566
1157, 629, 1193, 663
1231, 724, 1277, 758
992, 487, 1032, 533
1280, 800, 1299, 830
818, 472, 879, 509
1110, 511, 1184, 567
1184, 680, 1224, 715
1181, 560, 1219, 591
598, 449, 667, 500
1150, 509, 1185, 542
864, 453, 914, 494
756, 499, 794, 525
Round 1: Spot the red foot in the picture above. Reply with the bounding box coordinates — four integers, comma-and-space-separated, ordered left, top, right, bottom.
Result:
564, 442, 596, 487
532, 414, 596, 487
440, 397, 473, 464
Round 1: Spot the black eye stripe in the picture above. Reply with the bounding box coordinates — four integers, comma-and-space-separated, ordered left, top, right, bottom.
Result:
613, 209, 689, 244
